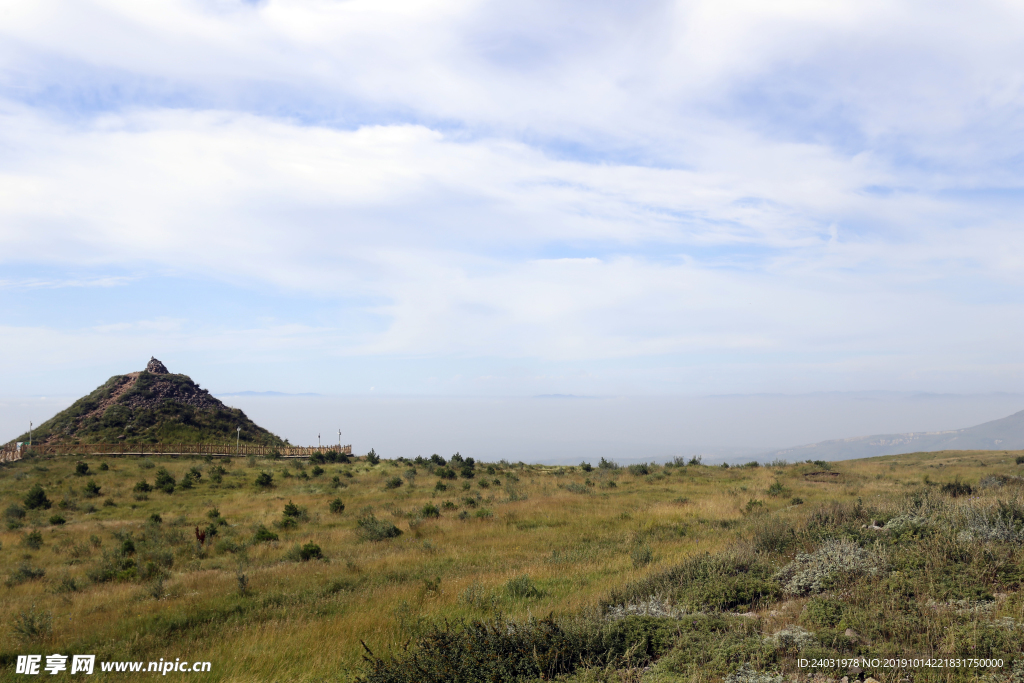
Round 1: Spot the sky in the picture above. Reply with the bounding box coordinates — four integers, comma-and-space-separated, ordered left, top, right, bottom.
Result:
2, 1, 1024, 409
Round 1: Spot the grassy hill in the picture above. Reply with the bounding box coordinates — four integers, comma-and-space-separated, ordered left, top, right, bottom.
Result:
1, 450, 1023, 682
8, 359, 286, 447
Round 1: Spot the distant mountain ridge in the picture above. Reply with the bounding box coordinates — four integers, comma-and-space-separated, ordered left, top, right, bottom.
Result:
764, 409, 1024, 461
8, 358, 286, 446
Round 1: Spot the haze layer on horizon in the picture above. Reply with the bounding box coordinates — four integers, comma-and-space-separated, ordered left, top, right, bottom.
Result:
4, 392, 1023, 463
2, 1, 1024, 399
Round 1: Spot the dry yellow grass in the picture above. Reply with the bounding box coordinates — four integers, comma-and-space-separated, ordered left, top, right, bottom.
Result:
1, 449, 1021, 681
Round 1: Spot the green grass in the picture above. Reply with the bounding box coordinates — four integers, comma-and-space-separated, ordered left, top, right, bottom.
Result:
0, 450, 1022, 681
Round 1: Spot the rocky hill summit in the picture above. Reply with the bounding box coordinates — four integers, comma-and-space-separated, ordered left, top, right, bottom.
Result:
9, 358, 286, 446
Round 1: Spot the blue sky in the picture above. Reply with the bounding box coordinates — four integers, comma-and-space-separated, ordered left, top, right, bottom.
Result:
2, 0, 1024, 398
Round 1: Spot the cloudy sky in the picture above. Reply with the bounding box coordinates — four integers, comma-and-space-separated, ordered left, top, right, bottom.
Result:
2, 0, 1024, 399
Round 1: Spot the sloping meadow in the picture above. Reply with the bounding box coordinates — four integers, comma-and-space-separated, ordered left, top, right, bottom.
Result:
1, 450, 1023, 681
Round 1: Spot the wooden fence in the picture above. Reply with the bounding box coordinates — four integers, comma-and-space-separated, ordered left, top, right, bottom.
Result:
0, 443, 353, 460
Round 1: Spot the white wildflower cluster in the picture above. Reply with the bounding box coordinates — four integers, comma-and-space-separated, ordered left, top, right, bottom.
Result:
774, 539, 884, 595
763, 626, 816, 651
883, 513, 932, 534
604, 595, 688, 621
955, 501, 1024, 543
725, 663, 784, 683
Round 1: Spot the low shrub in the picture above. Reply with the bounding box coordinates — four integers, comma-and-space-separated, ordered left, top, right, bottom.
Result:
287, 542, 323, 561
253, 525, 279, 543
421, 503, 440, 518
385, 476, 403, 490
941, 478, 973, 497
75, 461, 90, 476
134, 480, 153, 493
6, 563, 46, 587
631, 544, 653, 568
505, 574, 542, 599
255, 471, 274, 488
329, 498, 346, 514
356, 513, 402, 541
83, 479, 102, 497
23, 530, 43, 550
49, 514, 66, 525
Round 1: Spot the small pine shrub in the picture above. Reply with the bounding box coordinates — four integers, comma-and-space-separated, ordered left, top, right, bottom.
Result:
1016, 455, 1024, 465
149, 513, 163, 524
24, 484, 52, 510
366, 449, 380, 465
791, 497, 804, 505
49, 514, 66, 525
6, 563, 46, 587
254, 471, 274, 488
311, 465, 324, 477
329, 498, 346, 514
579, 461, 593, 472
154, 468, 175, 494
134, 480, 153, 493
385, 476, 403, 490
766, 481, 786, 497
627, 464, 650, 476
252, 525, 279, 543
75, 461, 90, 476
422, 503, 440, 518
83, 480, 102, 497
6, 504, 27, 520
599, 457, 619, 470
292, 542, 322, 561
99, 462, 109, 471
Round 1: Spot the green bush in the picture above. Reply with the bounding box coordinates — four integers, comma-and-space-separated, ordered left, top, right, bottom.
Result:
298, 542, 322, 561
83, 479, 102, 497
628, 463, 650, 476
24, 484, 52, 510
385, 476, 403, 489
366, 449, 380, 465
22, 531, 43, 550
356, 513, 402, 541
802, 596, 844, 627
505, 574, 542, 599
75, 461, 90, 476
6, 504, 26, 520
99, 462, 109, 471
435, 467, 457, 480
311, 465, 324, 477
253, 525, 279, 543
791, 497, 804, 505
941, 478, 973, 497
282, 500, 307, 520
599, 457, 619, 470
766, 481, 786, 497
134, 480, 153, 493
49, 514, 66, 525
154, 468, 176, 494
359, 615, 595, 683
329, 498, 346, 514
631, 544, 654, 567
579, 461, 593, 472
255, 471, 274, 488
421, 503, 440, 518
5, 565, 45, 587
1017, 455, 1024, 465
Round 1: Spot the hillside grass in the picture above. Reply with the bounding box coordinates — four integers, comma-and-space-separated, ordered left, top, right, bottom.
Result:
1, 450, 1023, 682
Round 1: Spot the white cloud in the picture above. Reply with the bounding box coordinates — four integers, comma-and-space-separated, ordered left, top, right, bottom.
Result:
1, 1, 1023, 394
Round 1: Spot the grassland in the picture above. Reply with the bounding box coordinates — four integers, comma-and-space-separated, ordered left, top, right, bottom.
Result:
1, 450, 1023, 682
